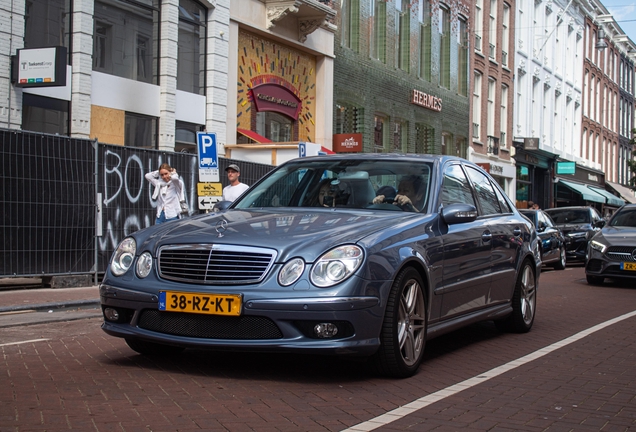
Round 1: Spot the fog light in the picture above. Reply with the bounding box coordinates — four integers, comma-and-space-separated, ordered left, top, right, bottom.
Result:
314, 323, 338, 338
104, 307, 120, 322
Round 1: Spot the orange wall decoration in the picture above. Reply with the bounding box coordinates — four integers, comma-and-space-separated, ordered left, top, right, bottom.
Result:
237, 30, 317, 142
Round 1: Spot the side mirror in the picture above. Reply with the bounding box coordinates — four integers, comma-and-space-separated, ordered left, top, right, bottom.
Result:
593, 219, 605, 228
213, 200, 232, 212
441, 203, 478, 225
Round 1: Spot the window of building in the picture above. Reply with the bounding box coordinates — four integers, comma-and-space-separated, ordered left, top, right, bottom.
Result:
340, 0, 360, 51
458, 17, 469, 96
500, 84, 508, 148
374, 113, 388, 152
93, 0, 159, 84
125, 113, 157, 148
371, 0, 386, 62
439, 5, 451, 88
441, 132, 453, 155
256, 112, 293, 142
487, 78, 496, 137
335, 103, 361, 134
22, 94, 69, 136
502, 3, 509, 66
473, 71, 482, 140
396, 0, 409, 71
24, 0, 71, 58
418, 0, 432, 80
475, 0, 483, 52
175, 121, 203, 153
392, 118, 408, 152
177, 0, 206, 95
489, 0, 497, 60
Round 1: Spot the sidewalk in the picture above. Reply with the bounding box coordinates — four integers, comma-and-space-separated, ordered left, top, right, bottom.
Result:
0, 284, 101, 328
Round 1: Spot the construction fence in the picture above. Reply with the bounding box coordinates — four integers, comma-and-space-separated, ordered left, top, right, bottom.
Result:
0, 129, 274, 279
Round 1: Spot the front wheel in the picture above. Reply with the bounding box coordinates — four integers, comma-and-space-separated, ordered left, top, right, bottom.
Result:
371, 267, 427, 378
552, 247, 566, 270
495, 260, 536, 333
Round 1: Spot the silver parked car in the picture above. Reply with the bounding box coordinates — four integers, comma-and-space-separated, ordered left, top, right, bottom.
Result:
101, 154, 541, 378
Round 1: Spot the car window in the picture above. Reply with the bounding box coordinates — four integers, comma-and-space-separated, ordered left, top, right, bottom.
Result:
465, 166, 501, 215
546, 209, 589, 224
440, 164, 476, 207
541, 212, 555, 228
609, 208, 636, 227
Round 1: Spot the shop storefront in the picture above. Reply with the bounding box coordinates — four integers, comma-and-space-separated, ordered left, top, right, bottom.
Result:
512, 142, 556, 209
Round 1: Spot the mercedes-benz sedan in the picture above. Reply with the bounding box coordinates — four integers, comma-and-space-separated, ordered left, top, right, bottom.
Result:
101, 154, 541, 378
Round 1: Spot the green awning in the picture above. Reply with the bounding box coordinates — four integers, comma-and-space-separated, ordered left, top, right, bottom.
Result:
558, 179, 605, 204
587, 185, 625, 207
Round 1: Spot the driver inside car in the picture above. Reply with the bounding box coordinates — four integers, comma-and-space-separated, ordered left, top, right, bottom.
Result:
373, 175, 425, 212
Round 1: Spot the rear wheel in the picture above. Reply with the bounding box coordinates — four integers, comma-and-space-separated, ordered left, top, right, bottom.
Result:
586, 274, 604, 285
125, 338, 185, 356
371, 268, 427, 378
495, 260, 536, 333
552, 247, 566, 270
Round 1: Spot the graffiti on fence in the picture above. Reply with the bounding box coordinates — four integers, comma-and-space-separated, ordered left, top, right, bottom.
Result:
98, 145, 198, 269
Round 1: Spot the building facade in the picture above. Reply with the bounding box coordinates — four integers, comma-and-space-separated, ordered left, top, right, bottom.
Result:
332, 0, 470, 160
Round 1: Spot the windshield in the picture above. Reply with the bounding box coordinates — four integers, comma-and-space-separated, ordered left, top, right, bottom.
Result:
609, 208, 636, 227
234, 159, 433, 212
545, 209, 590, 224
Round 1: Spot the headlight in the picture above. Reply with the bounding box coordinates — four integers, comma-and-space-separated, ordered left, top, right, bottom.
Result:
278, 258, 305, 286
310, 245, 364, 288
136, 252, 153, 278
567, 232, 586, 238
589, 240, 608, 253
110, 237, 136, 276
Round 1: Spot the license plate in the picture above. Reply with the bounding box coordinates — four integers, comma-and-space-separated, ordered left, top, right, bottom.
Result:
620, 262, 636, 271
159, 291, 242, 316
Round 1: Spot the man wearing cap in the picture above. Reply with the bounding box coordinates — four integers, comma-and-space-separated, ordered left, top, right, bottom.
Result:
222, 164, 249, 202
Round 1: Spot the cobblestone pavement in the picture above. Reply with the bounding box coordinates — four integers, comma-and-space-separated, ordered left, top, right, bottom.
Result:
0, 267, 635, 431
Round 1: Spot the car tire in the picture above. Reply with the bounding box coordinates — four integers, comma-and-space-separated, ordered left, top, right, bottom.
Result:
552, 247, 566, 270
495, 260, 536, 333
370, 267, 427, 378
586, 274, 604, 285
125, 338, 185, 356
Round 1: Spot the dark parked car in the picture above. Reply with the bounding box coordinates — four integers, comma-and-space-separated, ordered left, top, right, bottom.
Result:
586, 204, 636, 285
101, 154, 541, 378
544, 206, 605, 262
520, 209, 566, 270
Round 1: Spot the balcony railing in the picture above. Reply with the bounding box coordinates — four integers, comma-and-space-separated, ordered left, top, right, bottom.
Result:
489, 43, 496, 59
487, 135, 499, 155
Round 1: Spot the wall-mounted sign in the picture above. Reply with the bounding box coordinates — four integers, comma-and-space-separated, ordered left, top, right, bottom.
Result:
411, 89, 442, 112
523, 137, 540, 151
333, 133, 362, 153
13, 46, 67, 88
556, 161, 576, 175
250, 83, 302, 120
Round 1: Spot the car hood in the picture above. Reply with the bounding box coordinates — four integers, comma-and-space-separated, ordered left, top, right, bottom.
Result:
135, 208, 421, 262
555, 223, 592, 232
597, 226, 636, 243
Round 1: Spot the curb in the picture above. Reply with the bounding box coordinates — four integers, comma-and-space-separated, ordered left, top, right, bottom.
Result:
0, 299, 101, 314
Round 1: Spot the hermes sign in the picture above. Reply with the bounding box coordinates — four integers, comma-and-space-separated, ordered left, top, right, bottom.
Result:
333, 133, 363, 153
411, 89, 442, 112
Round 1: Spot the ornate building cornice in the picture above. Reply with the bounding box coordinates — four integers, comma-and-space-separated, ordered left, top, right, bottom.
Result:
263, 0, 336, 42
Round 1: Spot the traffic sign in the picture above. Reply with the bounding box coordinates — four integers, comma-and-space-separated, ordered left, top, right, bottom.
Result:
299, 142, 306, 158
199, 196, 222, 210
197, 132, 219, 182
198, 182, 223, 196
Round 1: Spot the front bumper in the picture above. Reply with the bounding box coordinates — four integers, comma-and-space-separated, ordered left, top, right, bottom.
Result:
585, 250, 636, 281
100, 284, 385, 356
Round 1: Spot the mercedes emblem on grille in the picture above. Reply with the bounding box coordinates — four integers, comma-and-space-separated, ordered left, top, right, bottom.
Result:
215, 219, 228, 238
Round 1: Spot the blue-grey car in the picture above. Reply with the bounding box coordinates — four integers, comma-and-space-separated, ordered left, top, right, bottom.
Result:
101, 154, 541, 378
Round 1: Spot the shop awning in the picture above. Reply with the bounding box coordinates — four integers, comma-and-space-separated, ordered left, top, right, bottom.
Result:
587, 185, 625, 207
558, 179, 605, 204
606, 181, 636, 204
237, 128, 272, 143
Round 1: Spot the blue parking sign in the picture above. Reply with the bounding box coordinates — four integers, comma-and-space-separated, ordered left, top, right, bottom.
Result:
197, 132, 218, 169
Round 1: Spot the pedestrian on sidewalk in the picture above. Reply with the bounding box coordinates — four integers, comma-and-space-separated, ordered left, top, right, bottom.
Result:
222, 164, 249, 203
145, 163, 183, 224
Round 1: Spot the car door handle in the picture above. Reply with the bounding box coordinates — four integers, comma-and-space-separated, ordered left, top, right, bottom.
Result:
513, 228, 522, 237
482, 231, 492, 242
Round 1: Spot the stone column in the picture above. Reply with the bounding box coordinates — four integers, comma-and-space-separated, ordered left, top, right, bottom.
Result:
206, 0, 230, 152
158, 0, 179, 150
70, 0, 94, 138
0, 0, 24, 129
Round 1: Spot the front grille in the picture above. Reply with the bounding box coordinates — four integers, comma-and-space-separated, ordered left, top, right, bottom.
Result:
138, 310, 283, 339
606, 246, 636, 262
158, 244, 277, 284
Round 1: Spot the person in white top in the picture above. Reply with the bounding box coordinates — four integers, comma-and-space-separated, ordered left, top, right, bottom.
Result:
145, 163, 183, 224
222, 164, 249, 202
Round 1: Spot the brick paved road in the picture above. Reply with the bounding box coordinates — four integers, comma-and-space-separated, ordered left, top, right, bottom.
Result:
1, 266, 635, 431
